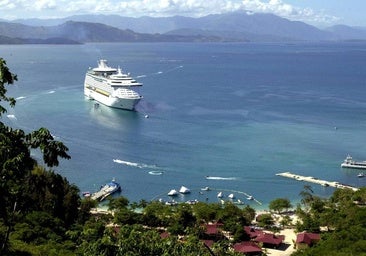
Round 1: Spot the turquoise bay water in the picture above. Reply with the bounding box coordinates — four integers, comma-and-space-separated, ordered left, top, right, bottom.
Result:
2, 42, 366, 208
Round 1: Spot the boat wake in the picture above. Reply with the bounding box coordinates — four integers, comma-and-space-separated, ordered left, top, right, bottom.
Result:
148, 171, 164, 175
136, 75, 146, 78
113, 159, 160, 170
16, 96, 26, 100
205, 176, 237, 180
7, 114, 17, 120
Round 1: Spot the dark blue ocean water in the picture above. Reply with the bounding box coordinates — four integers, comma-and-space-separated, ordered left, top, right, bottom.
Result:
2, 42, 366, 209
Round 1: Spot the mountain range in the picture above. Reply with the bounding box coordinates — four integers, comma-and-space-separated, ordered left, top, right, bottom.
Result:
1, 11, 366, 44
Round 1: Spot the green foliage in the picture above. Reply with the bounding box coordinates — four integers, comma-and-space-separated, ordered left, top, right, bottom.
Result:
294, 188, 366, 255
108, 196, 129, 210
0, 58, 75, 255
0, 58, 17, 115
256, 213, 274, 228
269, 197, 292, 213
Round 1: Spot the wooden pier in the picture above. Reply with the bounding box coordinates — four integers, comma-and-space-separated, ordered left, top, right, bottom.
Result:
276, 172, 359, 191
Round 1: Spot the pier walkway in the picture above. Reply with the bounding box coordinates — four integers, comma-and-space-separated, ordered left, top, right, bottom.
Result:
276, 172, 359, 191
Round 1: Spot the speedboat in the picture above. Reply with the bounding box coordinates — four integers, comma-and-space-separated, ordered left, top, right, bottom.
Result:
217, 192, 223, 198
201, 186, 210, 191
358, 173, 365, 178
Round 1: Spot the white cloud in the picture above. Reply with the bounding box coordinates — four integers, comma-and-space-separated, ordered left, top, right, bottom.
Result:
1, 0, 340, 26
33, 0, 57, 10
0, 0, 16, 10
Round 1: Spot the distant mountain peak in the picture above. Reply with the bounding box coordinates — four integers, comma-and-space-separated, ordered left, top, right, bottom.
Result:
1, 12, 366, 43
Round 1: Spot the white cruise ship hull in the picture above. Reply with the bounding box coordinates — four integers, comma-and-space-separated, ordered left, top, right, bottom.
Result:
84, 87, 141, 110
84, 70, 142, 110
341, 163, 366, 169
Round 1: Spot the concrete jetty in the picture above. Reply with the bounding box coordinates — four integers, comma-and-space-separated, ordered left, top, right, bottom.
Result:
276, 172, 359, 191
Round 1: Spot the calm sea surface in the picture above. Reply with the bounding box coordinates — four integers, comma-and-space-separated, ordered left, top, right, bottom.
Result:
2, 42, 366, 209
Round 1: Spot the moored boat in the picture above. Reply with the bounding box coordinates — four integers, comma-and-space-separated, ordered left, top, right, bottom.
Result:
341, 155, 366, 169
168, 189, 179, 196
217, 192, 223, 198
91, 179, 121, 201
179, 186, 191, 194
358, 173, 365, 178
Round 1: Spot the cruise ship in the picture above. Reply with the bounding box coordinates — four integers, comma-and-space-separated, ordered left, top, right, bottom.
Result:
341, 155, 366, 169
84, 59, 142, 110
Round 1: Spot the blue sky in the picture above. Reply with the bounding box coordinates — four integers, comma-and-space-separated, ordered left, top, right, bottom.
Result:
1, 0, 365, 27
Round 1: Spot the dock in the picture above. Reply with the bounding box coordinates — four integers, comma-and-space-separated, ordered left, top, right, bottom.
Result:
276, 172, 359, 191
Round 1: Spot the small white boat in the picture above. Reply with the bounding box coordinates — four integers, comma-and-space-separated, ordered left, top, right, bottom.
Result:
246, 195, 254, 200
165, 200, 178, 206
358, 173, 365, 178
234, 199, 245, 205
201, 186, 210, 191
228, 193, 235, 199
186, 199, 198, 205
168, 189, 179, 196
179, 186, 191, 194
217, 192, 223, 198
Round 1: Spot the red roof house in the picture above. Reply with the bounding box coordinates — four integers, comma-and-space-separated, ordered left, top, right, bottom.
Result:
204, 222, 224, 237
233, 241, 262, 255
254, 232, 284, 248
296, 232, 320, 249
244, 226, 264, 239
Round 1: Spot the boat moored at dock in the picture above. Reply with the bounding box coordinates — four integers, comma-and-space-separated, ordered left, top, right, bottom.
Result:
91, 179, 121, 201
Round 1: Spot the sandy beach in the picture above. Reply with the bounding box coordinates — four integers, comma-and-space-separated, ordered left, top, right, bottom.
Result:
266, 228, 297, 256
255, 210, 299, 256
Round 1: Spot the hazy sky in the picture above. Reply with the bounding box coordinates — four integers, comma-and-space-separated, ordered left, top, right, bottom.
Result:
1, 0, 365, 27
